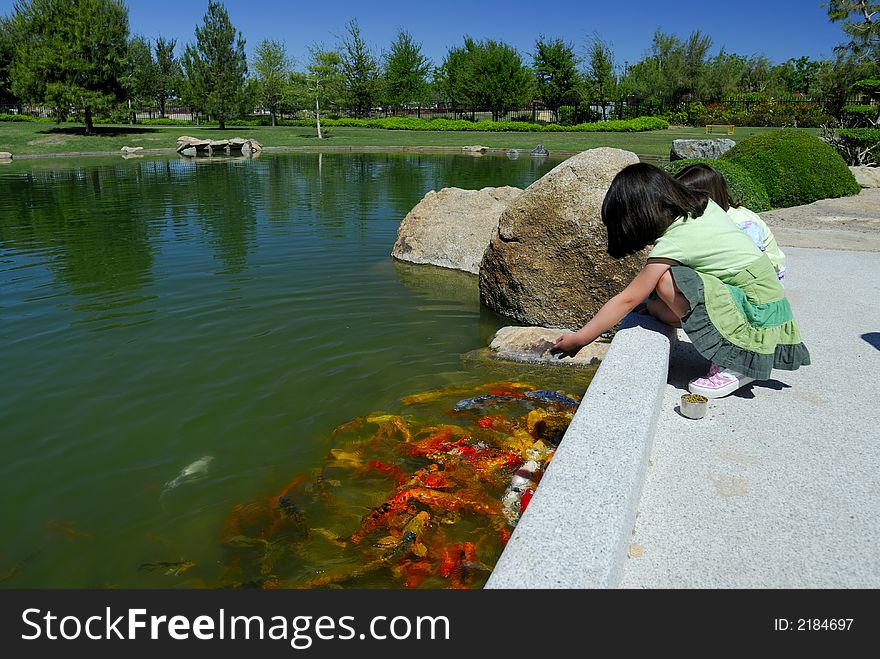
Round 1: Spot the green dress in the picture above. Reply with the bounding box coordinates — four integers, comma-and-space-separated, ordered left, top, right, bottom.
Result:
647, 200, 810, 380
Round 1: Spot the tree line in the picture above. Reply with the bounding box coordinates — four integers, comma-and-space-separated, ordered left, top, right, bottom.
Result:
0, 0, 877, 134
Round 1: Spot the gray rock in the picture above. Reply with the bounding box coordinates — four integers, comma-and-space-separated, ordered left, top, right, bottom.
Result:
479, 147, 643, 328
120, 146, 143, 154
506, 149, 520, 160
392, 186, 524, 274
0, 151, 12, 161
669, 138, 736, 161
462, 145, 488, 153
179, 146, 197, 157
850, 166, 880, 188
531, 144, 549, 157
488, 326, 609, 366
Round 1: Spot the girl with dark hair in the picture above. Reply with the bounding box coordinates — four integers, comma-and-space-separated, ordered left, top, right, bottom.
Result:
552, 163, 809, 399
674, 163, 786, 285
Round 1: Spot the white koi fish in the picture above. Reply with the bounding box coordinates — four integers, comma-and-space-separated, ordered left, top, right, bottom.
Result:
162, 456, 215, 493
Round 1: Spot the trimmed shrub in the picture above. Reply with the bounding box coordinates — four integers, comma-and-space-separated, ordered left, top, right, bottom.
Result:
291, 115, 668, 133
720, 129, 861, 208
662, 158, 772, 212
838, 128, 880, 165
0, 114, 56, 123
841, 104, 878, 127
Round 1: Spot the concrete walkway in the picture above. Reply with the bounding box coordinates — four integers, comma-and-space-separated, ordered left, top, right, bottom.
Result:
487, 190, 880, 589
620, 246, 880, 587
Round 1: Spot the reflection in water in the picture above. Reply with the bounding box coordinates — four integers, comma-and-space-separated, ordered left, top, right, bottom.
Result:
0, 152, 569, 588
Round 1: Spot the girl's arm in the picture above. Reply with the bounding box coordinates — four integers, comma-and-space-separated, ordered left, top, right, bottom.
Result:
551, 262, 671, 356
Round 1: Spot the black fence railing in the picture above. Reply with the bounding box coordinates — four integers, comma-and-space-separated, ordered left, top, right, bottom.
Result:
2, 96, 872, 126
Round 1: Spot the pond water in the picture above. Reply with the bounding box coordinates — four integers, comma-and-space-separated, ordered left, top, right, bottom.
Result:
0, 152, 595, 588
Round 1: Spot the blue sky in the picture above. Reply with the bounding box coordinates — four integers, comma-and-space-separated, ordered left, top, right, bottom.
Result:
1, 0, 847, 71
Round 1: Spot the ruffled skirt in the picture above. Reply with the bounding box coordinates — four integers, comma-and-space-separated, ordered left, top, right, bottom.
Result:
671, 255, 810, 380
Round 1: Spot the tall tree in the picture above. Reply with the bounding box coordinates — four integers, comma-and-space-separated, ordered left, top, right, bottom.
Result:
436, 40, 472, 109
125, 35, 157, 121
825, 0, 880, 61
532, 36, 579, 120
0, 15, 16, 105
438, 37, 531, 121
304, 46, 344, 138
181, 1, 248, 130
10, 0, 129, 133
154, 36, 180, 118
340, 19, 380, 117
382, 29, 431, 113
585, 34, 616, 120
776, 56, 822, 95
705, 51, 747, 100
252, 39, 291, 126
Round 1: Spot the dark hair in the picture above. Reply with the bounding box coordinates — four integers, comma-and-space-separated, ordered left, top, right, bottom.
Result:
601, 163, 708, 258
673, 163, 740, 211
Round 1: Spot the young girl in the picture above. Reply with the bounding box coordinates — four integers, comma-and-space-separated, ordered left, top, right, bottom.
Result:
552, 163, 810, 399
674, 163, 786, 285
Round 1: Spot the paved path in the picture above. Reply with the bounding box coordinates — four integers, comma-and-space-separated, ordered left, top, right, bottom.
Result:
762, 188, 880, 252
620, 246, 880, 587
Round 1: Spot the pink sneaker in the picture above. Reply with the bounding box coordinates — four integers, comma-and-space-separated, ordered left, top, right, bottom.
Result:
688, 363, 755, 399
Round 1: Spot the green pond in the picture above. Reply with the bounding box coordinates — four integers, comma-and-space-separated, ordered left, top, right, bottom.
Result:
0, 151, 595, 588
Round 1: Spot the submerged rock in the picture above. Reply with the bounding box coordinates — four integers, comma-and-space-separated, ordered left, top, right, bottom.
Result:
488, 326, 609, 367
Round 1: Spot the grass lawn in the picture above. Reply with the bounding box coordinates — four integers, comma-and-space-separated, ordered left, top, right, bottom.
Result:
0, 121, 821, 160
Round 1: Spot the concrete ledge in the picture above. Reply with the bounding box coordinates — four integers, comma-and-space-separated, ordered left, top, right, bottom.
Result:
485, 312, 672, 588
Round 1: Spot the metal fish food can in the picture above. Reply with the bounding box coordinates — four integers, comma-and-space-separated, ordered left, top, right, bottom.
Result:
680, 393, 708, 420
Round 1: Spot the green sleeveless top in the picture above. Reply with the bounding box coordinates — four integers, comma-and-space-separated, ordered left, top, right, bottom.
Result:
647, 199, 764, 281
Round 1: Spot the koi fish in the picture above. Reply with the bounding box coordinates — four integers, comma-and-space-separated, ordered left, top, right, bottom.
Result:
162, 456, 214, 493
501, 460, 540, 526
138, 560, 196, 577
522, 390, 580, 410
453, 394, 532, 412
379, 511, 430, 561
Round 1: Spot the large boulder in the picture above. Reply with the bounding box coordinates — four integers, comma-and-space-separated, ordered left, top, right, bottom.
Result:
850, 166, 880, 188
392, 186, 523, 274
478, 147, 643, 328
670, 138, 735, 161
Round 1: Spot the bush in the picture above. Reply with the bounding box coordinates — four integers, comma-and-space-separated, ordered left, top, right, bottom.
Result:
841, 105, 878, 127
291, 115, 668, 133
720, 129, 861, 208
0, 113, 41, 122
837, 128, 880, 166
662, 158, 771, 212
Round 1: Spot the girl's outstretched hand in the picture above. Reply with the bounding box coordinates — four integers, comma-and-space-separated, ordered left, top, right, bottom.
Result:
550, 331, 584, 358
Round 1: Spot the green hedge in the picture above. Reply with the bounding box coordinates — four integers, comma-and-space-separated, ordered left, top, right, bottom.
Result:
0, 113, 54, 122
662, 158, 771, 212
720, 129, 860, 208
293, 116, 669, 133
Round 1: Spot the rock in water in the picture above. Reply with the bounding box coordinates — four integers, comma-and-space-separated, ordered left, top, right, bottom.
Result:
478, 147, 643, 328
392, 186, 523, 274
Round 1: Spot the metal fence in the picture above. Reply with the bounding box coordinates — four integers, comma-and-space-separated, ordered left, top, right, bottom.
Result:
2, 95, 872, 126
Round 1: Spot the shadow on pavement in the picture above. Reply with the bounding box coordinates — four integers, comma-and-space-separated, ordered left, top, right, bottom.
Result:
861, 332, 880, 351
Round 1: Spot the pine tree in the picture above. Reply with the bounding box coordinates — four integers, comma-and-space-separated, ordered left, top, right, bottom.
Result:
11, 0, 129, 133
154, 36, 181, 119
253, 39, 291, 126
340, 19, 380, 117
383, 30, 431, 113
181, 1, 248, 130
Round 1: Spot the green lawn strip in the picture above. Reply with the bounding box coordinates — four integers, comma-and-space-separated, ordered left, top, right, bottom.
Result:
0, 122, 819, 159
